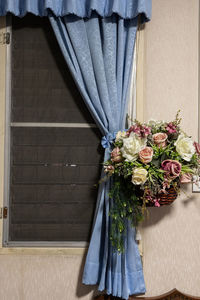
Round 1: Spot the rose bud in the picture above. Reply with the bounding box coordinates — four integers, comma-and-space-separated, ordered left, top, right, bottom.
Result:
111, 147, 122, 163
139, 147, 153, 164
153, 133, 168, 148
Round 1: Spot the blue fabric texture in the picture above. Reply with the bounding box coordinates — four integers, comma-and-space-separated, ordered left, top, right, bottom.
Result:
0, 0, 151, 21
49, 13, 147, 299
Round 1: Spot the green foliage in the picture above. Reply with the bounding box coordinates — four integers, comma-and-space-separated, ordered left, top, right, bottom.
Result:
109, 177, 143, 253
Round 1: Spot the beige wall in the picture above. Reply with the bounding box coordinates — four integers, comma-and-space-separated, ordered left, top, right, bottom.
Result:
142, 0, 200, 296
0, 254, 101, 300
0, 0, 200, 299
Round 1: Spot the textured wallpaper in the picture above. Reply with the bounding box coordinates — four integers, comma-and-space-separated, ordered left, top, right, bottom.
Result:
142, 0, 200, 296
0, 254, 100, 300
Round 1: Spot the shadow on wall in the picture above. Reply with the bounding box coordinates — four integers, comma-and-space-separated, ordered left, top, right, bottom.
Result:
142, 205, 174, 228
76, 249, 103, 299
142, 185, 199, 228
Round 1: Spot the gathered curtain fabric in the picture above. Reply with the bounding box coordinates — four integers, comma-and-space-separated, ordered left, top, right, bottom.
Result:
49, 13, 145, 300
0, 0, 151, 21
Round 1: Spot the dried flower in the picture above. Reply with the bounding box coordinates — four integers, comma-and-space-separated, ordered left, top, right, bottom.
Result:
127, 124, 151, 138
166, 122, 177, 134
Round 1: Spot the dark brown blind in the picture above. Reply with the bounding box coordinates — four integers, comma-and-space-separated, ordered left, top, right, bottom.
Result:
9, 15, 103, 242
11, 14, 93, 124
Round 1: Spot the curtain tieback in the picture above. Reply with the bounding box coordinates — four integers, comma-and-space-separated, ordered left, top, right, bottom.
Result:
101, 132, 117, 149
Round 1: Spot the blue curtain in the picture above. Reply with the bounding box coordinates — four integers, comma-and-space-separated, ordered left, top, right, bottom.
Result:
0, 0, 151, 21
0, 1, 151, 298
49, 13, 146, 299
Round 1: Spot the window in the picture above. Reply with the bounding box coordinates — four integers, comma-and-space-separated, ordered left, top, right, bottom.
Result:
3, 15, 103, 247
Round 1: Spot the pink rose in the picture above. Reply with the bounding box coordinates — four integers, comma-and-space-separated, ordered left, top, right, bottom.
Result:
139, 147, 153, 164
161, 159, 182, 178
180, 173, 192, 184
194, 142, 200, 155
111, 147, 122, 163
153, 132, 168, 148
166, 122, 177, 134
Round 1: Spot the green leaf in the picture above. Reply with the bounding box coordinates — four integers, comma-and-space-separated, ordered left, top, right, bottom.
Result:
151, 159, 161, 168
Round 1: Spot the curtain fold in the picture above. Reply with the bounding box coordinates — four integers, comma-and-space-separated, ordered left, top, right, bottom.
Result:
0, 0, 151, 21
49, 13, 146, 299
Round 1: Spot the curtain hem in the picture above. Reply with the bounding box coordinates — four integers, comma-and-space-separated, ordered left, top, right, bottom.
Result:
83, 265, 146, 299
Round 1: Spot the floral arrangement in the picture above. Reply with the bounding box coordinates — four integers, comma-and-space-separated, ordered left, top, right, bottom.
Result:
104, 111, 200, 252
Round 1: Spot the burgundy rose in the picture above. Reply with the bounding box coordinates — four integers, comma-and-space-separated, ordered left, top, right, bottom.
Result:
111, 147, 122, 163
161, 159, 182, 178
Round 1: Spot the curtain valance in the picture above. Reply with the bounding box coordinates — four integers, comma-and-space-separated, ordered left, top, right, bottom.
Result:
0, 0, 151, 21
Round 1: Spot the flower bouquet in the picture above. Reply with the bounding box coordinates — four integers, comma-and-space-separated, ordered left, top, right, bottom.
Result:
104, 111, 200, 252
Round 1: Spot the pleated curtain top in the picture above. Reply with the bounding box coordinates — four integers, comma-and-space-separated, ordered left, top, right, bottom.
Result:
0, 0, 151, 21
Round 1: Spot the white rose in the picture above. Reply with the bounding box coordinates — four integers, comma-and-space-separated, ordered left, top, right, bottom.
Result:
121, 132, 147, 161
148, 119, 165, 127
132, 168, 148, 185
174, 134, 195, 161
115, 131, 127, 142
